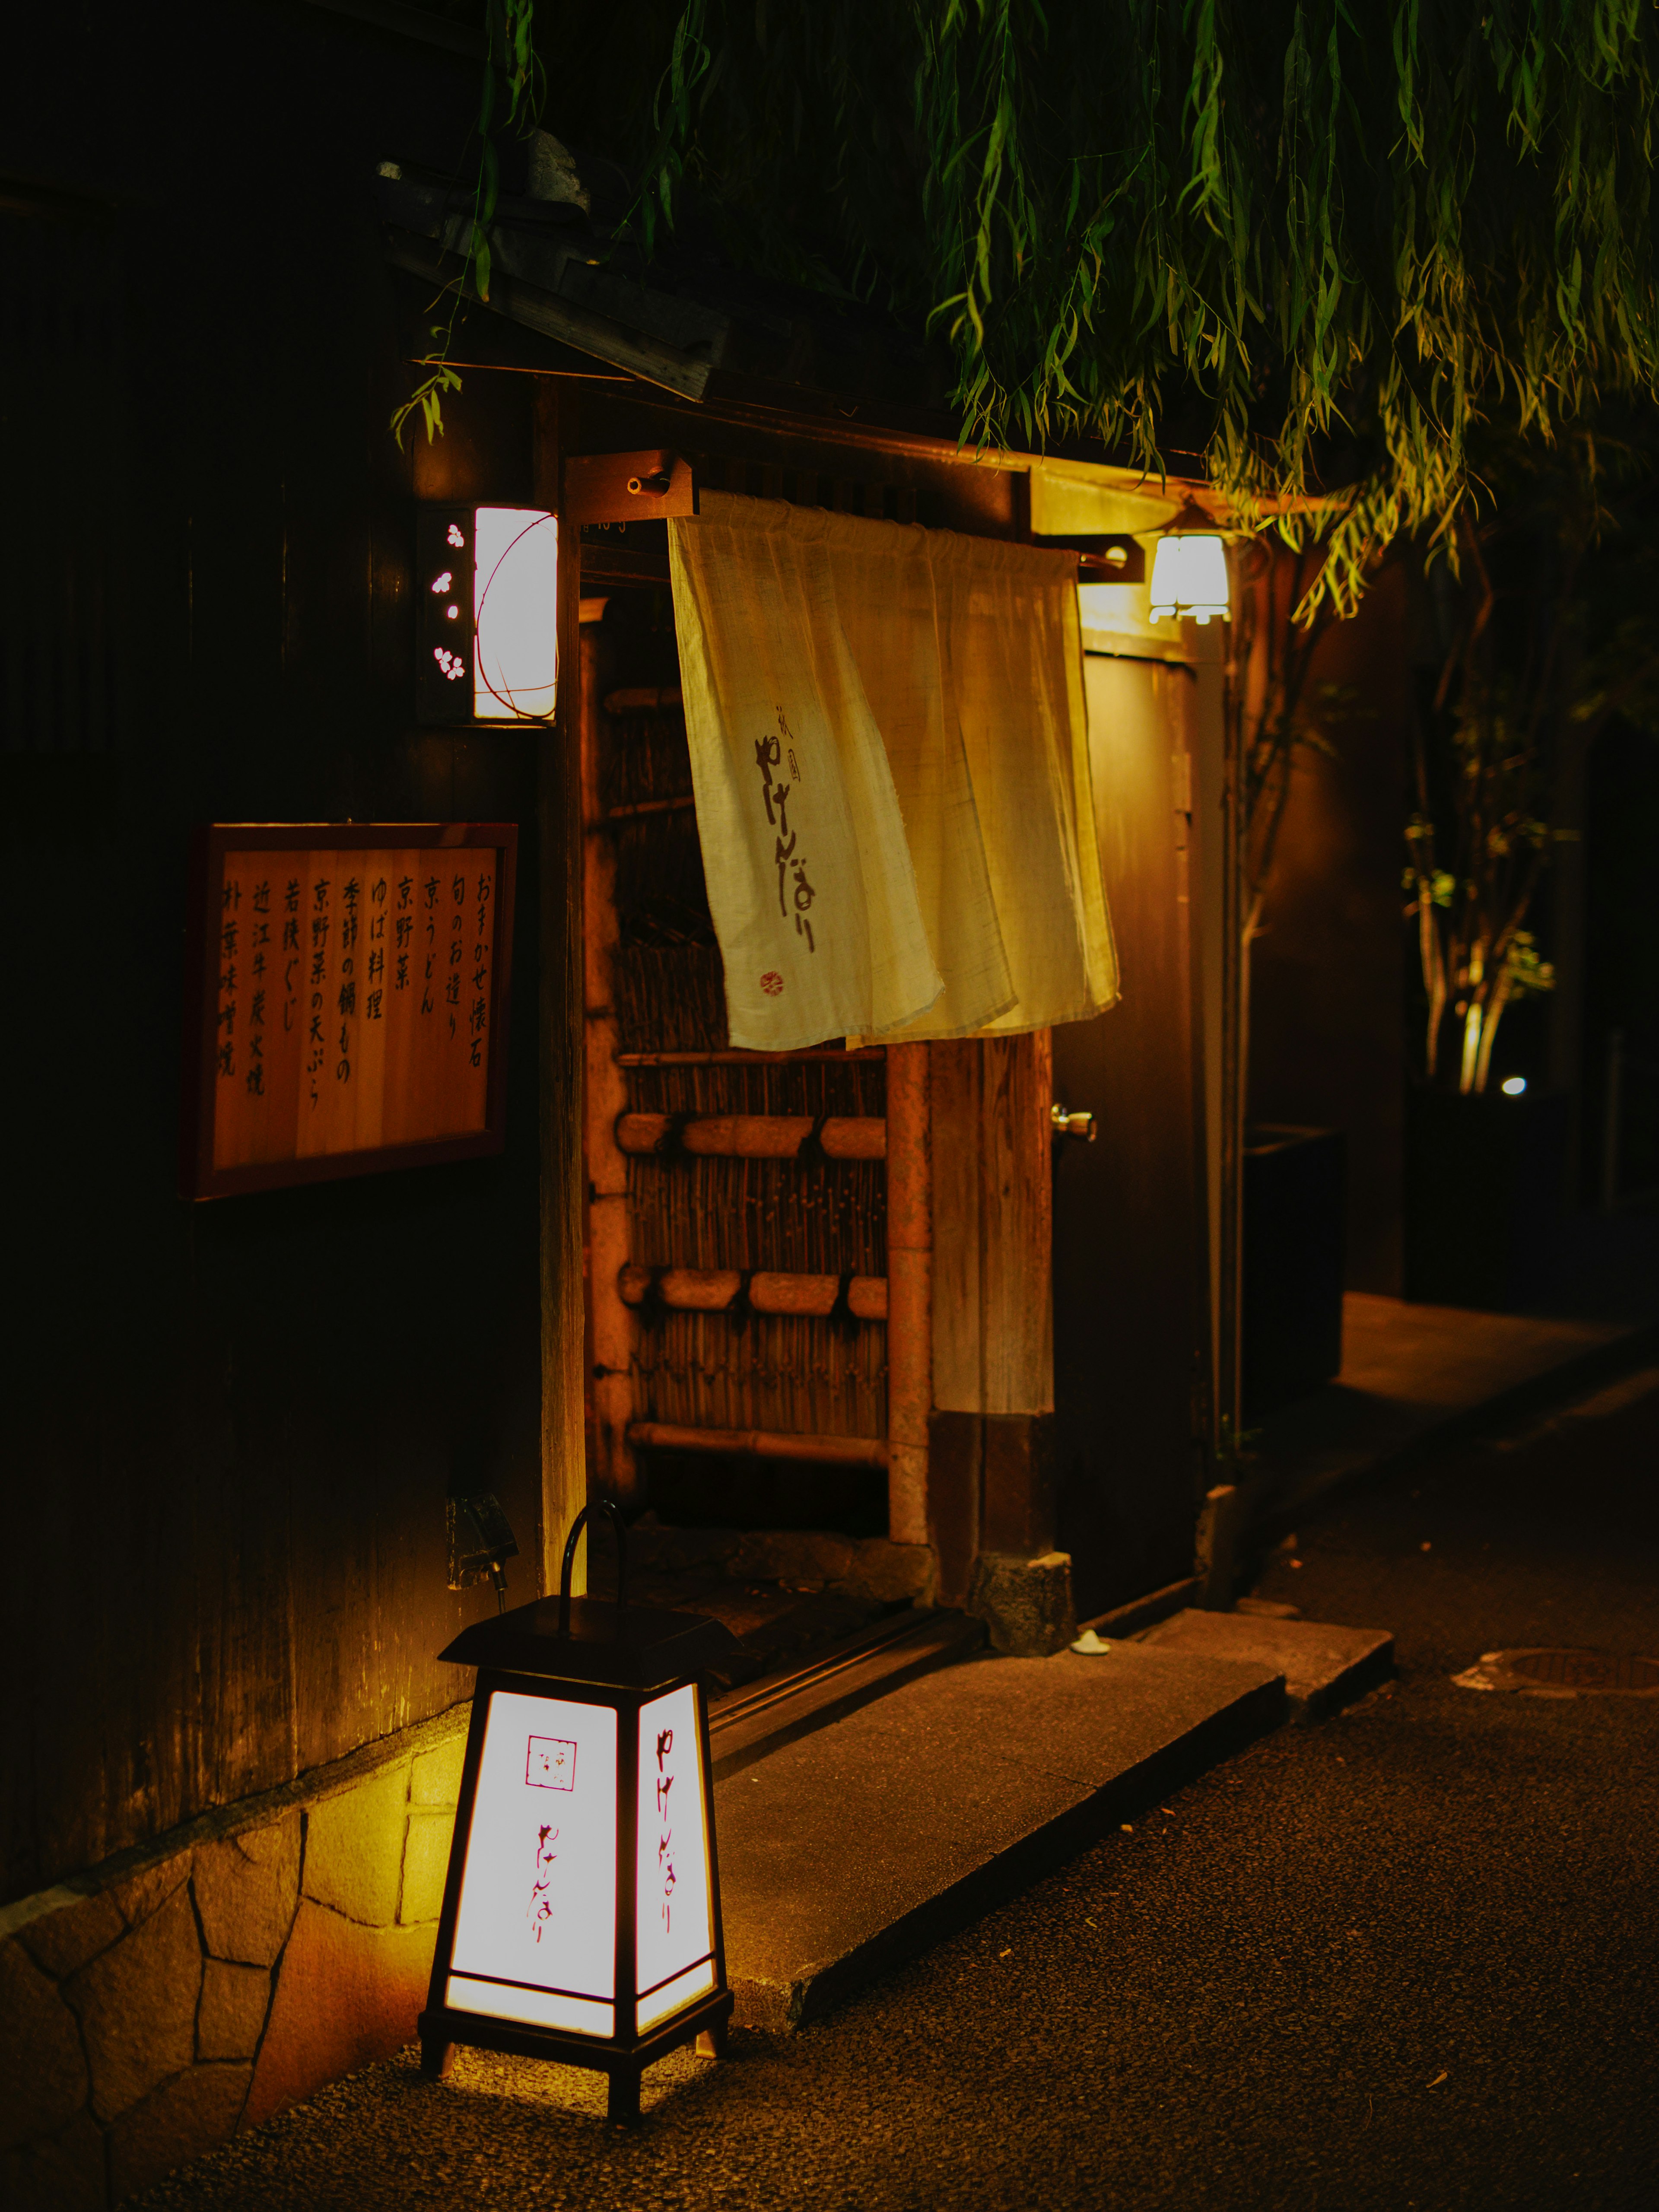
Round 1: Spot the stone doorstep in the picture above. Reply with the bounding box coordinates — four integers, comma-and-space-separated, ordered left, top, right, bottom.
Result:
1135, 1608, 1394, 1721
714, 1640, 1287, 2035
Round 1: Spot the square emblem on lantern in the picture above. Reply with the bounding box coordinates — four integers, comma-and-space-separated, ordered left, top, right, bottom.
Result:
526, 1736, 576, 1790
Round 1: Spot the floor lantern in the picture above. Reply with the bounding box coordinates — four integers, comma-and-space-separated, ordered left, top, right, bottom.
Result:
418, 1502, 735, 2122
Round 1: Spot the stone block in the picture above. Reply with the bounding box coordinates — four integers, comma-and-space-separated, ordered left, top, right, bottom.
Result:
0, 2107, 107, 2212
194, 1814, 301, 1968
730, 1529, 856, 1589
1138, 1608, 1391, 1721
243, 1901, 435, 2131
197, 1960, 273, 2061
967, 1549, 1076, 1657
109, 2063, 251, 2205
64, 1881, 202, 2124
399, 1811, 455, 1925
0, 1938, 89, 2149
17, 1888, 125, 1979
302, 1764, 410, 1927
840, 1539, 933, 1605
108, 1853, 191, 1930
410, 1732, 466, 1808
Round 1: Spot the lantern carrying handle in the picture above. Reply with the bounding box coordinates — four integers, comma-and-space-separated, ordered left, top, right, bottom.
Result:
557, 1499, 628, 1634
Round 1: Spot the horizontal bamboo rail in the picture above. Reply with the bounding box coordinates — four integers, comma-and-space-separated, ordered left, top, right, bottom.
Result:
603, 795, 696, 821
615, 1112, 885, 1161
626, 1420, 889, 1468
604, 685, 683, 714
615, 1048, 885, 1065
618, 1265, 887, 1320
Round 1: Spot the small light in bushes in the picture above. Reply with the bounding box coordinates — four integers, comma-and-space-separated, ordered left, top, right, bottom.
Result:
418, 1503, 737, 2123
1501, 1076, 1528, 1096
417, 507, 559, 724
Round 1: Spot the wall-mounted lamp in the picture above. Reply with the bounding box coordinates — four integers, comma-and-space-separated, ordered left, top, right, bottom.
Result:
418, 1503, 736, 2123
1147, 532, 1230, 625
417, 506, 559, 724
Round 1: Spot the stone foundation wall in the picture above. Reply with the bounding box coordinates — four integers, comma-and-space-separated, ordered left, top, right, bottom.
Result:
0, 1705, 470, 2209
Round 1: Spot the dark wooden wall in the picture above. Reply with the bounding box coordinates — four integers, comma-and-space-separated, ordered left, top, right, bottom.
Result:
1246, 561, 1413, 1295
1, 2, 551, 1901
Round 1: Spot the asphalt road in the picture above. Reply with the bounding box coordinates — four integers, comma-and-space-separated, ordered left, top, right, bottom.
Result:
135, 1365, 1659, 2212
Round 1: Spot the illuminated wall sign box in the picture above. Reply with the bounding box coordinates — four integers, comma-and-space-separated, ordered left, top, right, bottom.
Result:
181, 822, 517, 1200
417, 506, 559, 724
420, 1505, 737, 2123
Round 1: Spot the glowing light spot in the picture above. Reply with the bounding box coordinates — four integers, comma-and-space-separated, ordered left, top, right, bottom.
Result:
1501, 1075, 1527, 1096
473, 507, 559, 720
431, 571, 453, 594
447, 523, 466, 547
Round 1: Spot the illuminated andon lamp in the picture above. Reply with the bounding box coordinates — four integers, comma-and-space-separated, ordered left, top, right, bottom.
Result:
1147, 531, 1231, 625
416, 505, 559, 723
418, 1503, 737, 2123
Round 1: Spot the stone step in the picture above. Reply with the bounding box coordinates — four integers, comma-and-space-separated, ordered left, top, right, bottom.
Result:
715, 1640, 1285, 2034
1135, 1608, 1393, 1721
708, 1608, 985, 1778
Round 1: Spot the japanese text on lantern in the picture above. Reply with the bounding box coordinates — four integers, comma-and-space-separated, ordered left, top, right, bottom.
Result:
210, 845, 499, 1172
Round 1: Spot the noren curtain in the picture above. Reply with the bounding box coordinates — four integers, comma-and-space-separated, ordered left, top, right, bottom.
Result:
667, 492, 1118, 1053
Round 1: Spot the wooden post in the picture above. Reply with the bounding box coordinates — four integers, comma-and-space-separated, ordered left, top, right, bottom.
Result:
886, 1042, 931, 1546
581, 623, 637, 1503
535, 381, 589, 1592
928, 1030, 1056, 1599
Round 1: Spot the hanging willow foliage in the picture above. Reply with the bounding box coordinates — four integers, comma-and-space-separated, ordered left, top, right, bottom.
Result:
534, 0, 1659, 609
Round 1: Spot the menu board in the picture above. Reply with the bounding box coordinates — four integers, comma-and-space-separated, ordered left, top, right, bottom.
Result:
184, 824, 516, 1198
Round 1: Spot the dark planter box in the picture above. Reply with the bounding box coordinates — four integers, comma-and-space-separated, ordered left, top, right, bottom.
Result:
1243, 1125, 1346, 1422
1404, 1086, 1568, 1311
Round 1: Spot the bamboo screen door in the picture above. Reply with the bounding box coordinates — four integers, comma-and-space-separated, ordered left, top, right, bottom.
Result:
579, 583, 930, 1541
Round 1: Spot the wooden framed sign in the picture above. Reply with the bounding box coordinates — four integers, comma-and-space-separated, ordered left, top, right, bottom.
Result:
183, 823, 518, 1199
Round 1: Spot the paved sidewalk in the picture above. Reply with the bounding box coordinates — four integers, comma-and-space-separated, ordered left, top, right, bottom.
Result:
1249, 1209, 1659, 1531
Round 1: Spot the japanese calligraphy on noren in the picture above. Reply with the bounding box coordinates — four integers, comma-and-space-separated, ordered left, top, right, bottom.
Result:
186, 824, 516, 1198
753, 706, 818, 960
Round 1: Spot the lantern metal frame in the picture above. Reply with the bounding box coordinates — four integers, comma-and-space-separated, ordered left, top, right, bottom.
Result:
417, 1503, 735, 2123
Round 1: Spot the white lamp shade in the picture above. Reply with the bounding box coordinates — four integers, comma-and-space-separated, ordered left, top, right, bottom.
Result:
635, 1683, 717, 2028
1148, 532, 1230, 624
446, 1688, 620, 2035
473, 507, 559, 718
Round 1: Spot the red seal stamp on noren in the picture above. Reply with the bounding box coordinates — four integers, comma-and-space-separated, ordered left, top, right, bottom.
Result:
759, 971, 784, 996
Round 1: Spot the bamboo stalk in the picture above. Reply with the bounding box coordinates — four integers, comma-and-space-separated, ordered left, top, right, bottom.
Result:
615, 1112, 886, 1160
618, 1265, 887, 1319
627, 1421, 889, 1468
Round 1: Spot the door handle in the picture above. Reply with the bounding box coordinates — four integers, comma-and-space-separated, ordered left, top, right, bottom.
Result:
1051, 1103, 1097, 1143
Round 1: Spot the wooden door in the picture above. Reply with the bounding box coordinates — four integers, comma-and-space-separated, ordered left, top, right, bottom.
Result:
1051, 654, 1210, 1617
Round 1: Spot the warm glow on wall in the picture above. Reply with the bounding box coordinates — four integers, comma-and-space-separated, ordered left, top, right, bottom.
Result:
1147, 533, 1230, 625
